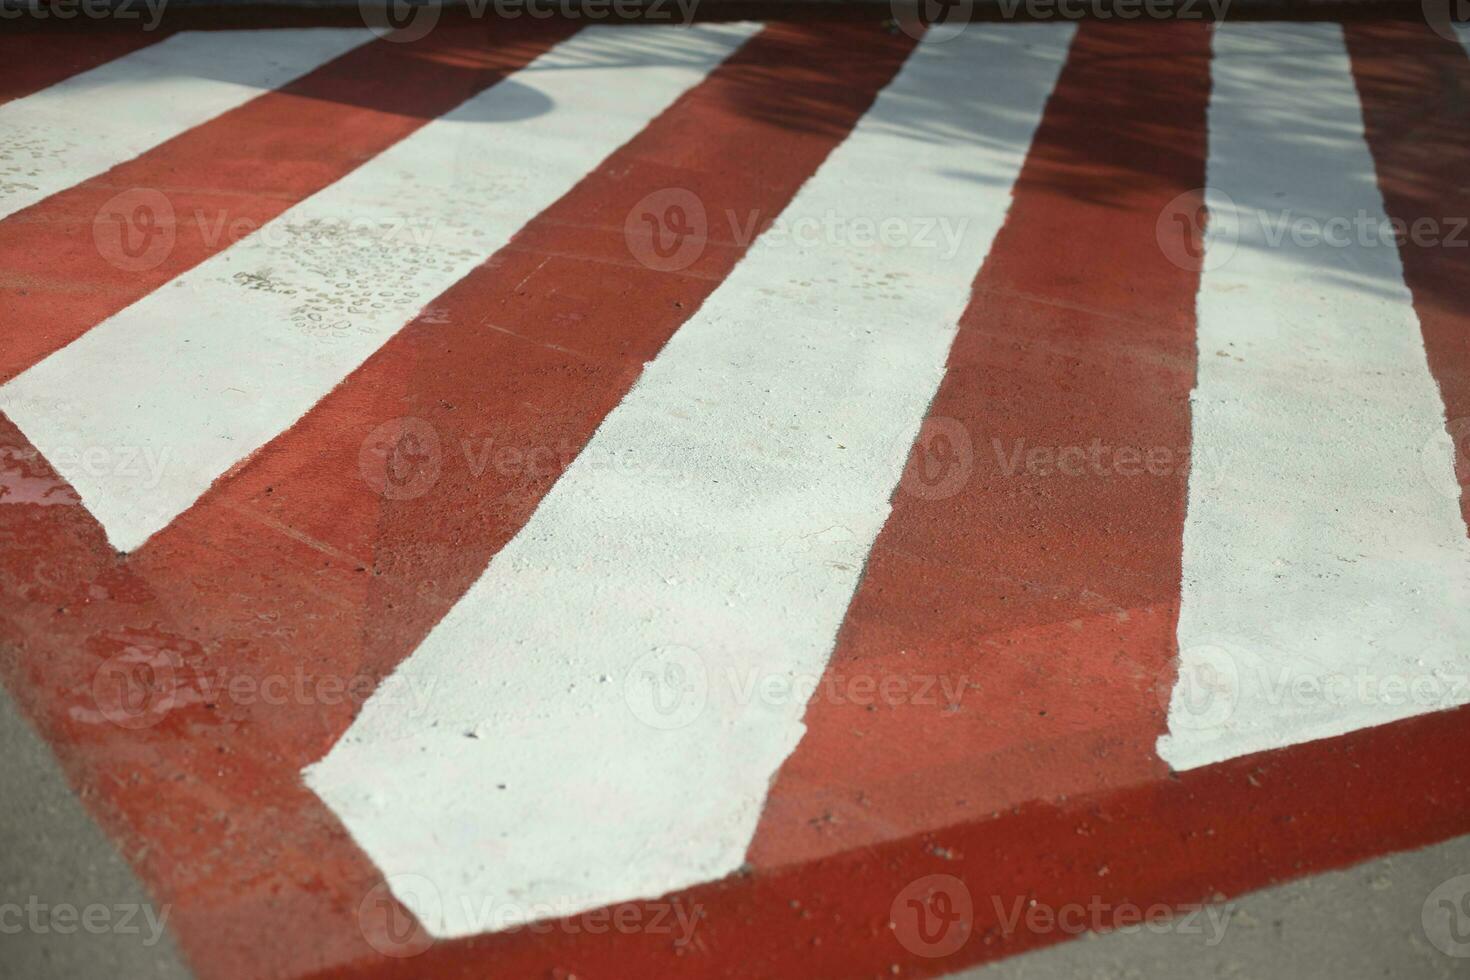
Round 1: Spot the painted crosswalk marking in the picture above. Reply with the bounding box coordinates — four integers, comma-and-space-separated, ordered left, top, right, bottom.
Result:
0, 29, 372, 222
0, 23, 761, 553
1157, 22, 1470, 771
0, 20, 577, 388
304, 23, 1077, 938
3, 18, 1470, 973
750, 19, 1214, 869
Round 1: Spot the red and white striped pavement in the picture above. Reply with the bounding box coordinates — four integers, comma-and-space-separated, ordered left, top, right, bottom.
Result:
3, 10, 1470, 978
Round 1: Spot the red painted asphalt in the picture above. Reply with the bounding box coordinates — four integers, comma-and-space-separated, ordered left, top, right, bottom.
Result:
0, 21, 575, 385
1, 10, 1469, 980
752, 19, 1209, 869
1, 19, 918, 977
318, 702, 1470, 979
0, 31, 165, 106
1346, 19, 1470, 528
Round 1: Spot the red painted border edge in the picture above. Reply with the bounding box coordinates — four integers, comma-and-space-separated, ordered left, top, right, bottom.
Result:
310, 700, 1470, 979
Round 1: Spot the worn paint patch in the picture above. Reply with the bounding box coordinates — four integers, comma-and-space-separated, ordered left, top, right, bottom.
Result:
0, 23, 761, 553
0, 29, 371, 221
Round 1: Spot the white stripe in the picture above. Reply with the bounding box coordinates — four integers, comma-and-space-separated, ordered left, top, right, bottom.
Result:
0, 23, 762, 553
1157, 23, 1470, 771
0, 29, 372, 221
305, 25, 1075, 939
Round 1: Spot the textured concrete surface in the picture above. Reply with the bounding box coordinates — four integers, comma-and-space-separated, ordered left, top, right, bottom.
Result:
0, 683, 191, 980
3, 651, 1468, 980
3, 12, 1470, 980
953, 833, 1470, 980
